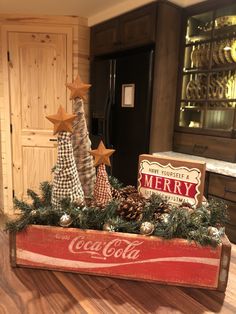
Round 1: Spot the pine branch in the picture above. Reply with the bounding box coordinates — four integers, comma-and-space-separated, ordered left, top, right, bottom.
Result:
6, 214, 32, 232
108, 176, 123, 189
40, 181, 52, 206
141, 193, 164, 221
13, 197, 32, 213
27, 189, 42, 209
208, 197, 229, 226
6, 181, 228, 248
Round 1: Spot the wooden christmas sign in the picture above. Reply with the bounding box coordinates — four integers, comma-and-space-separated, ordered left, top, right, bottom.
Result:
10, 225, 231, 291
138, 154, 206, 207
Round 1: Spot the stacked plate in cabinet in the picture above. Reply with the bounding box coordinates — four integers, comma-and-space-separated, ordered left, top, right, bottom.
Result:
191, 40, 236, 68
186, 72, 236, 106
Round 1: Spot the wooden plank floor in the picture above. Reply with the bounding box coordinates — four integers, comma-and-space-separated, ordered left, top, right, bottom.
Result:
0, 220, 236, 313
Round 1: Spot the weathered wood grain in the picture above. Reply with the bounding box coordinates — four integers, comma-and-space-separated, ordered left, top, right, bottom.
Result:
0, 219, 236, 313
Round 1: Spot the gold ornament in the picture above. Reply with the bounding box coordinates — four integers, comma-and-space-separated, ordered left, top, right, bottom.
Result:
140, 222, 155, 236
103, 223, 116, 232
59, 213, 73, 227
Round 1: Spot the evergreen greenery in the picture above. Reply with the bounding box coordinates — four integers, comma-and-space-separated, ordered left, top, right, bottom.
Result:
5, 180, 228, 247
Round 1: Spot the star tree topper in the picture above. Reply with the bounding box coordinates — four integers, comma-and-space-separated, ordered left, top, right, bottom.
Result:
90, 141, 115, 167
66, 75, 91, 100
46, 105, 77, 135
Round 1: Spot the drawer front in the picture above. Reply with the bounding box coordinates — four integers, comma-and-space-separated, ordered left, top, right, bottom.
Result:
209, 174, 236, 202
173, 132, 236, 162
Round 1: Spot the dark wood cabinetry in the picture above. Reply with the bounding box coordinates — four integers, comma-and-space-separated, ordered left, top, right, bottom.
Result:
90, 19, 119, 55
174, 0, 236, 161
90, 2, 182, 154
207, 173, 236, 243
174, 132, 236, 162
119, 5, 156, 50
90, 3, 156, 56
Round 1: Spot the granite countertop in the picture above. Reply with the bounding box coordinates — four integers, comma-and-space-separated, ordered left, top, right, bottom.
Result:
153, 151, 236, 178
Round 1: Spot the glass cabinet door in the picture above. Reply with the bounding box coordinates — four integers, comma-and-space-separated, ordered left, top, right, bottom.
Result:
178, 3, 236, 136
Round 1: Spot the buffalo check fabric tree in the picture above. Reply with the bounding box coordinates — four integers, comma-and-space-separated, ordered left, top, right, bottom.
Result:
66, 75, 96, 198
46, 106, 84, 209
90, 141, 115, 207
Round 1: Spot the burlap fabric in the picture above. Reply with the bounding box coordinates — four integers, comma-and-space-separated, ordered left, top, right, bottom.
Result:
72, 98, 96, 198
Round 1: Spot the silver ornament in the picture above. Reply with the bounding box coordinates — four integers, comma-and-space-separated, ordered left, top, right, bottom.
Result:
207, 226, 220, 237
30, 209, 38, 217
103, 223, 115, 232
161, 213, 170, 224
59, 213, 72, 227
140, 221, 155, 235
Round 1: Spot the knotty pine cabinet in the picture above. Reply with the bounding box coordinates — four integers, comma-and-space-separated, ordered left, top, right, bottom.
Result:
90, 3, 156, 56
174, 0, 236, 162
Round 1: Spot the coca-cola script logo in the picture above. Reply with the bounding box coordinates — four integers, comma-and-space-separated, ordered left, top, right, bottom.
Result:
68, 236, 143, 260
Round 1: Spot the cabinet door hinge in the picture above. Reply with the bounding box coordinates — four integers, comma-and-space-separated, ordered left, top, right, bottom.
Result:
10, 124, 13, 133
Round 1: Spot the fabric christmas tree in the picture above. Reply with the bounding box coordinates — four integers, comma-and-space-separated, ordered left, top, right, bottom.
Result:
94, 164, 112, 207
66, 76, 96, 198
90, 141, 115, 207
46, 106, 84, 209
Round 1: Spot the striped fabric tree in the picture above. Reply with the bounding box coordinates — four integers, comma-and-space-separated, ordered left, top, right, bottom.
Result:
66, 75, 96, 198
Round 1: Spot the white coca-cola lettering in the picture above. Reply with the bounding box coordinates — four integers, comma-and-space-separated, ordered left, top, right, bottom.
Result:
103, 239, 141, 260
68, 236, 143, 260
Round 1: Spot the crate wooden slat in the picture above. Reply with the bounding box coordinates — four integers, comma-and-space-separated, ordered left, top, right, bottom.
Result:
10, 225, 231, 291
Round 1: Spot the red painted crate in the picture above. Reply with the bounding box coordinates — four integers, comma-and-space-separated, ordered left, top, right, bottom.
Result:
10, 225, 231, 291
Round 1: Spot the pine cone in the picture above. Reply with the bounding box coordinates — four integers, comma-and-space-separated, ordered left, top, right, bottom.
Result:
111, 186, 121, 200
154, 202, 171, 221
88, 199, 105, 209
119, 185, 138, 198
117, 195, 145, 221
179, 202, 193, 212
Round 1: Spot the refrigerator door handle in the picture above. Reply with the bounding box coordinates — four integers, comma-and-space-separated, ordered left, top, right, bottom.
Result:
112, 60, 116, 104
104, 95, 112, 148
104, 60, 115, 148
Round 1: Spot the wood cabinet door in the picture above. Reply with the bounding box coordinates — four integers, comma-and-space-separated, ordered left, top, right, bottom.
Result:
8, 31, 70, 200
91, 19, 119, 55
120, 4, 156, 49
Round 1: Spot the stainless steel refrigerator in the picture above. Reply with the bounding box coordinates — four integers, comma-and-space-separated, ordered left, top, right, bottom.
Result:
90, 48, 154, 186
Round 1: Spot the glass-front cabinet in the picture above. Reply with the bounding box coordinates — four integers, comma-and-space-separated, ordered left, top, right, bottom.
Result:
177, 2, 236, 136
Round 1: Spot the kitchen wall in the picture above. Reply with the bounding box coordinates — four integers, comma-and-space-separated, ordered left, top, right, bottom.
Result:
0, 14, 90, 211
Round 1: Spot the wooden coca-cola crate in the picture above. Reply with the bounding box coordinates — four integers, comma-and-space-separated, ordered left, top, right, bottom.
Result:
10, 225, 231, 291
